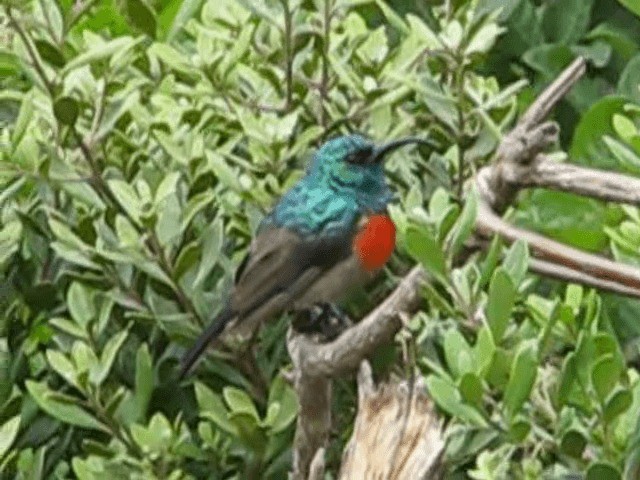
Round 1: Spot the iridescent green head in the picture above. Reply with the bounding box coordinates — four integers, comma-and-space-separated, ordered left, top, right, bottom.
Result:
309, 134, 384, 196
309, 134, 431, 196
266, 134, 431, 236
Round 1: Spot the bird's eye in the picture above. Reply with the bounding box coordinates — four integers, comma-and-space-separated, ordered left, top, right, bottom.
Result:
345, 146, 373, 164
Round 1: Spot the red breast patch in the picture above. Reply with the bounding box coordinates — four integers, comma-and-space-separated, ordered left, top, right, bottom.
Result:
353, 214, 396, 272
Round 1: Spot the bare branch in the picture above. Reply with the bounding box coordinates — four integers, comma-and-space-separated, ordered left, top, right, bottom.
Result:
514, 158, 640, 207
475, 199, 640, 296
520, 57, 587, 127
529, 258, 640, 298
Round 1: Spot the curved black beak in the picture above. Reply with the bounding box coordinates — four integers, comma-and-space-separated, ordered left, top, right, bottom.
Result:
370, 137, 438, 163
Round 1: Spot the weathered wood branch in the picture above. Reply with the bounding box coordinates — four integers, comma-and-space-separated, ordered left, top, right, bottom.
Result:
287, 265, 427, 479
475, 200, 640, 298
506, 158, 640, 207
338, 362, 444, 479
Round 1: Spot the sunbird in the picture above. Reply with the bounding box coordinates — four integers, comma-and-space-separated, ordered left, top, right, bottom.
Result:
179, 134, 429, 377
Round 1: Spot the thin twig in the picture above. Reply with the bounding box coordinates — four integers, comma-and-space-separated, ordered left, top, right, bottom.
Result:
319, 0, 332, 129
6, 7, 55, 96
528, 258, 640, 298
279, 0, 294, 110
520, 57, 587, 128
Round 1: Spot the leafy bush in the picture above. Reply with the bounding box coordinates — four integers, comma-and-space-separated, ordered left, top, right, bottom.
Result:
1, 0, 640, 478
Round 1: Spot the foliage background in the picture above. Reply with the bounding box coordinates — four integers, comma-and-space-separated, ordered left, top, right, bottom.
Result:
1, 0, 640, 478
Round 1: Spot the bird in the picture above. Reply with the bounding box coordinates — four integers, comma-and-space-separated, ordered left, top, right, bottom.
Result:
179, 134, 431, 378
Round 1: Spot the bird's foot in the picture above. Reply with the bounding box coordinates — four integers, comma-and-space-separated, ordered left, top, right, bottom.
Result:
291, 303, 352, 342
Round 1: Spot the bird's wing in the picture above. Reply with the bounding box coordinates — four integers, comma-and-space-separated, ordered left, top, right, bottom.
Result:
231, 226, 352, 317
179, 225, 353, 378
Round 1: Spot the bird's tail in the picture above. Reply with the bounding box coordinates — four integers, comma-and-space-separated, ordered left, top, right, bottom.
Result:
179, 306, 234, 379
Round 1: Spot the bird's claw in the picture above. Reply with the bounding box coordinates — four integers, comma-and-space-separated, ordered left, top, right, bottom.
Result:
292, 303, 351, 342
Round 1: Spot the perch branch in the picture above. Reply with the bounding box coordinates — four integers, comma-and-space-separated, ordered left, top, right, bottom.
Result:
287, 265, 426, 377
287, 266, 427, 479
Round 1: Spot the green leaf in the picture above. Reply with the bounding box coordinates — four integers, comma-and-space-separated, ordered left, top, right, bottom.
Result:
207, 152, 243, 191
503, 341, 538, 419
565, 284, 583, 313
459, 372, 483, 408
63, 37, 136, 73
121, 0, 157, 37
49, 317, 88, 339
612, 114, 637, 143
132, 413, 172, 452
46, 350, 78, 389
604, 135, 640, 174
426, 375, 486, 426
11, 92, 34, 148
542, 0, 594, 44
94, 89, 140, 142
473, 326, 496, 378
508, 417, 531, 443
159, 0, 203, 41
181, 191, 215, 232
265, 376, 298, 433
53, 96, 79, 126
444, 329, 473, 378
618, 0, 640, 17
223, 387, 259, 421
560, 429, 587, 458
67, 282, 95, 327
107, 179, 142, 223
35, 0, 63, 41
572, 41, 612, 68
173, 241, 201, 280
603, 388, 633, 423
618, 54, 640, 103
374, 0, 409, 35
592, 354, 622, 402
523, 44, 574, 78
195, 382, 237, 435
586, 462, 621, 480
26, 381, 107, 431
0, 415, 21, 458
466, 23, 505, 55
502, 240, 529, 286
570, 96, 628, 168
228, 411, 264, 451
446, 187, 478, 258
193, 219, 223, 286
405, 225, 447, 284
486, 268, 516, 343
91, 329, 129, 385
148, 42, 195, 74
34, 39, 65, 67
133, 344, 154, 421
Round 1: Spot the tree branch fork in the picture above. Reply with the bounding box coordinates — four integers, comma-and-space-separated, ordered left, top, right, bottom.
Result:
288, 57, 640, 479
